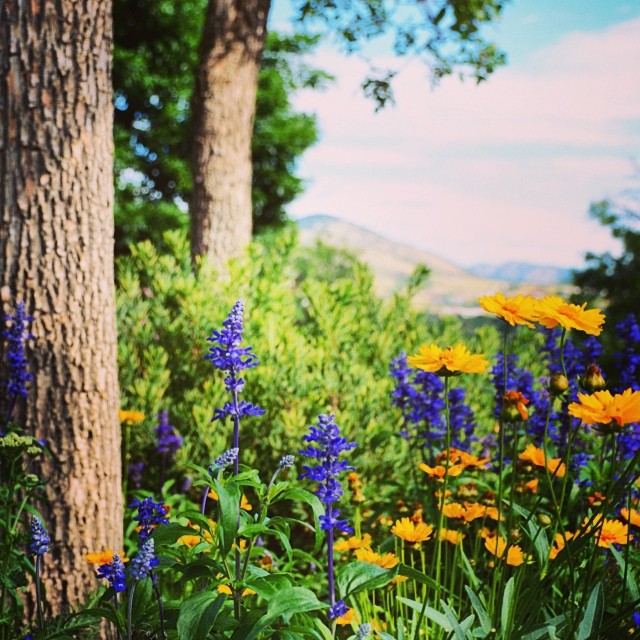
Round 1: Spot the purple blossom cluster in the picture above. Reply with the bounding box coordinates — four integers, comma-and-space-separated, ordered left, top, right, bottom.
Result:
299, 414, 356, 620
2, 301, 34, 400
155, 410, 182, 456
29, 517, 49, 556
97, 553, 126, 593
129, 538, 159, 581
390, 353, 476, 460
129, 496, 169, 542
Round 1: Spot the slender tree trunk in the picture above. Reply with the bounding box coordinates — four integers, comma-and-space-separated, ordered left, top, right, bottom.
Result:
0, 0, 122, 621
190, 0, 271, 267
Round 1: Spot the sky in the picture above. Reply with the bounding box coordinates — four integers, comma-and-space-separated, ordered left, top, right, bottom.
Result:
269, 1, 640, 269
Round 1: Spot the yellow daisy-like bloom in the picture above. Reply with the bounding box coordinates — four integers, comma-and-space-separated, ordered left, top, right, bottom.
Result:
208, 489, 253, 511
568, 389, 640, 430
354, 548, 400, 569
518, 444, 566, 478
86, 549, 129, 565
391, 518, 434, 544
217, 583, 255, 597
439, 528, 465, 545
534, 296, 605, 336
439, 448, 490, 469
334, 534, 372, 552
407, 344, 489, 377
418, 462, 464, 479
549, 531, 573, 560
478, 293, 539, 328
484, 535, 527, 566
118, 409, 145, 424
461, 502, 502, 522
596, 519, 633, 548
441, 502, 466, 519
177, 534, 202, 548
620, 508, 640, 528
335, 608, 359, 626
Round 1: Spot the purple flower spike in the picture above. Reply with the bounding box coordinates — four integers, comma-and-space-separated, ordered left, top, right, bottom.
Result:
3, 301, 34, 400
97, 553, 127, 593
29, 517, 50, 556
155, 410, 182, 456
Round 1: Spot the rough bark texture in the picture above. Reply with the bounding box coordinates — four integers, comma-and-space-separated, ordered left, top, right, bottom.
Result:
0, 0, 122, 620
190, 0, 271, 267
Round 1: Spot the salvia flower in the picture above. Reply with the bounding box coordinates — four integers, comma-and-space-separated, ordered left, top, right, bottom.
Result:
356, 623, 373, 639
97, 553, 127, 593
328, 599, 349, 620
129, 497, 169, 542
155, 410, 182, 456
129, 539, 159, 581
3, 301, 34, 399
278, 454, 295, 469
299, 414, 356, 534
214, 447, 239, 469
29, 517, 50, 556
205, 299, 260, 395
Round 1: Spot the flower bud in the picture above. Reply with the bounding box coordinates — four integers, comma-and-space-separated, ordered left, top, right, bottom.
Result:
500, 390, 529, 422
548, 374, 569, 396
580, 364, 606, 392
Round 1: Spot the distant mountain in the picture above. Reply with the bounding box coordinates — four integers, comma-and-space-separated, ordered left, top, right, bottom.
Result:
295, 215, 571, 315
469, 262, 573, 285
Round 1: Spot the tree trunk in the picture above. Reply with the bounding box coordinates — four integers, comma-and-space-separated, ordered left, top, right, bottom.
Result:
0, 0, 122, 621
190, 0, 271, 267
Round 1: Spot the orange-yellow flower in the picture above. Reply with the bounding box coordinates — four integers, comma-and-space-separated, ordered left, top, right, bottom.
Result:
335, 608, 359, 625
118, 409, 145, 423
217, 583, 255, 597
596, 519, 633, 548
461, 502, 502, 522
86, 549, 129, 564
519, 444, 566, 478
439, 448, 490, 469
621, 508, 640, 527
418, 462, 464, 479
354, 548, 400, 569
439, 528, 465, 545
407, 344, 489, 377
441, 502, 466, 519
391, 518, 434, 544
478, 293, 539, 328
502, 390, 529, 421
484, 535, 527, 566
549, 532, 573, 560
534, 296, 605, 336
208, 489, 253, 511
568, 389, 640, 430
334, 534, 372, 552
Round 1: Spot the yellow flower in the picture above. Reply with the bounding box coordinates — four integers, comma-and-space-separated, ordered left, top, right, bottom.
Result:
568, 389, 640, 430
208, 489, 253, 511
407, 344, 489, 377
418, 462, 464, 479
518, 444, 566, 478
85, 549, 129, 564
439, 448, 490, 469
461, 502, 502, 522
354, 548, 400, 569
484, 535, 527, 566
335, 608, 359, 625
478, 293, 539, 328
217, 583, 255, 597
118, 409, 145, 423
534, 296, 605, 336
549, 532, 573, 560
391, 518, 434, 544
592, 518, 633, 548
334, 534, 372, 552
620, 508, 640, 528
441, 502, 466, 519
439, 528, 465, 545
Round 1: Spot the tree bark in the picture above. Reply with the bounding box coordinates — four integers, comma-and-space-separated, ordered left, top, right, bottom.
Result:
190, 0, 271, 267
0, 0, 122, 621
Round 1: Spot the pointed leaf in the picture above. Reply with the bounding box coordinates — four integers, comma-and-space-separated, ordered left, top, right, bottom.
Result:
177, 591, 226, 640
576, 582, 603, 640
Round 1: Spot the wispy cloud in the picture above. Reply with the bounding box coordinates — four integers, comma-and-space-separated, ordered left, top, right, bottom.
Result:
289, 17, 640, 268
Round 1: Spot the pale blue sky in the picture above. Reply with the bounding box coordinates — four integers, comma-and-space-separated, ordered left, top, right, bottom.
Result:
269, 1, 640, 268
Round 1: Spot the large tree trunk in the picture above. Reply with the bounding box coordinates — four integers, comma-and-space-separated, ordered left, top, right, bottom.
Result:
190, 0, 271, 267
0, 0, 121, 620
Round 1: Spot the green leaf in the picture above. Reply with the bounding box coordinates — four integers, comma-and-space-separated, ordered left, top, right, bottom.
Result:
609, 544, 639, 601
278, 487, 325, 550
214, 478, 241, 555
397, 596, 450, 630
397, 563, 440, 590
337, 561, 398, 598
500, 576, 516, 637
177, 591, 226, 640
152, 522, 203, 546
464, 586, 492, 634
576, 582, 603, 640
440, 600, 470, 640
